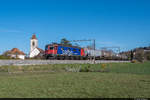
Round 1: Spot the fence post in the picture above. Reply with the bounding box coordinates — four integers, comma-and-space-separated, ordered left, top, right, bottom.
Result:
8, 63, 13, 74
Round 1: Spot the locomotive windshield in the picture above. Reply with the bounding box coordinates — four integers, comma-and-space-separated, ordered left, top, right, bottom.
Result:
45, 45, 48, 50
50, 47, 54, 50
45, 45, 54, 50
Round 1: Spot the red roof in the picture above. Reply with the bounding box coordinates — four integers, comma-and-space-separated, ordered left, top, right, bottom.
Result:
31, 34, 37, 39
37, 48, 44, 53
9, 48, 25, 55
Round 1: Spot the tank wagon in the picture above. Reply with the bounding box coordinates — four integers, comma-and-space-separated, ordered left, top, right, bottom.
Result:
84, 48, 102, 60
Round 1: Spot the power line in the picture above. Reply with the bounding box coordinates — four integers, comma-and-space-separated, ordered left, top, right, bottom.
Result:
69, 39, 96, 64
69, 39, 94, 42
100, 46, 121, 53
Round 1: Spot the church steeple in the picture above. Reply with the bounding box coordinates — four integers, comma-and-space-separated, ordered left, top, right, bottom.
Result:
29, 34, 44, 58
31, 34, 37, 40
30, 34, 38, 53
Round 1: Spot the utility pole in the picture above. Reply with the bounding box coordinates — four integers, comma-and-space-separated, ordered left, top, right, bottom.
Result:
93, 39, 96, 64
69, 39, 96, 64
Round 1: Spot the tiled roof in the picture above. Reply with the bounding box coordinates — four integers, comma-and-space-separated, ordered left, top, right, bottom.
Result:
31, 34, 37, 39
37, 48, 44, 53
9, 48, 25, 55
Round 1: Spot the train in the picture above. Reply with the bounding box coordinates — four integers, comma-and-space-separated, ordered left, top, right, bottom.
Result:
45, 44, 87, 60
44, 43, 128, 60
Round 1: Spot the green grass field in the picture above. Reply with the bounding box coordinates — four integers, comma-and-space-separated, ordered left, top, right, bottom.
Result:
0, 62, 150, 98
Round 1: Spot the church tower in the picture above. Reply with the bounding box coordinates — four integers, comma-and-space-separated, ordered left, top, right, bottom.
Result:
30, 34, 38, 52
29, 34, 44, 58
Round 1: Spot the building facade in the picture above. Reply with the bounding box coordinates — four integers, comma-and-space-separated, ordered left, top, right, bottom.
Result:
4, 48, 26, 60
29, 34, 44, 58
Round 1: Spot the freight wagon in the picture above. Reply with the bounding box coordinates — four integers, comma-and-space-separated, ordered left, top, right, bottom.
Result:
84, 48, 102, 60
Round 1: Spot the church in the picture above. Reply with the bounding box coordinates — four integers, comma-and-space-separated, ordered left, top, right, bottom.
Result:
29, 34, 44, 58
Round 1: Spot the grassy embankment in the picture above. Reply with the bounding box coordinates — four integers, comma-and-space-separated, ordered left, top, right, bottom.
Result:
0, 62, 150, 98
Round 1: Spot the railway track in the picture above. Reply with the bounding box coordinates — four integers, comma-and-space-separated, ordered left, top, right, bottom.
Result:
0, 60, 130, 66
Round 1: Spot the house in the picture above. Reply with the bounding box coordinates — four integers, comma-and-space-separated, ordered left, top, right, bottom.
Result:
101, 50, 114, 57
29, 34, 44, 58
4, 48, 26, 60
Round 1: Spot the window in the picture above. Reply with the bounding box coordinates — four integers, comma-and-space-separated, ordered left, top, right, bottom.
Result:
32, 42, 35, 46
50, 47, 54, 50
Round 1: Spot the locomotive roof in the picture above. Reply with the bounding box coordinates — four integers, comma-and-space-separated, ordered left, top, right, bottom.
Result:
46, 44, 82, 49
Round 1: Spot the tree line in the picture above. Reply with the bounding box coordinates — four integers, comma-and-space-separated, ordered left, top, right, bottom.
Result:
120, 46, 150, 62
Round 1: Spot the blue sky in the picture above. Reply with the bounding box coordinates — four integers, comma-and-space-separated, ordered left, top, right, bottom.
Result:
0, 0, 150, 54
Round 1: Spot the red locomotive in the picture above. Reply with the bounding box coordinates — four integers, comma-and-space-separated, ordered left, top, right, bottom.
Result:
45, 44, 87, 60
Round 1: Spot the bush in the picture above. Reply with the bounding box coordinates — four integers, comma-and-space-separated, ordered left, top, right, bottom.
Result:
131, 60, 137, 63
135, 52, 144, 62
79, 65, 91, 72
79, 64, 108, 72
144, 52, 150, 61
0, 55, 10, 59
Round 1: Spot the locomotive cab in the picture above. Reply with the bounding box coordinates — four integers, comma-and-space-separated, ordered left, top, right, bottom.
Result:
45, 44, 58, 59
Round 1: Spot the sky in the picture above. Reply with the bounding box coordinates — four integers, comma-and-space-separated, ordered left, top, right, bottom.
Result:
0, 0, 150, 54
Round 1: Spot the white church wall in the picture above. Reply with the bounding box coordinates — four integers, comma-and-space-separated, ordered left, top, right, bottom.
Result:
29, 48, 40, 58
10, 54, 25, 59
18, 55, 25, 60
29, 34, 43, 58
30, 39, 38, 52
10, 54, 17, 58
